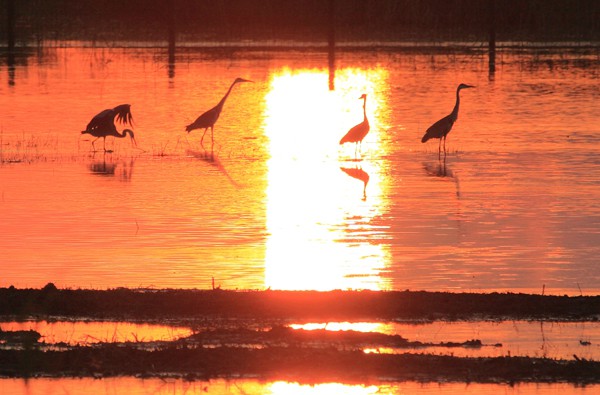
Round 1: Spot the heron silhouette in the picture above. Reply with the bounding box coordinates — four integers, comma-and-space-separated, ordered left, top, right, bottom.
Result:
81, 104, 136, 152
340, 94, 370, 157
421, 83, 474, 156
185, 77, 252, 146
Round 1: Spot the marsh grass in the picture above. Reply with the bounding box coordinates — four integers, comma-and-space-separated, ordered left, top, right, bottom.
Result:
0, 132, 63, 164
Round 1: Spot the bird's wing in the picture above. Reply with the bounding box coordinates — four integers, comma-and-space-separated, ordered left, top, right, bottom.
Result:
85, 109, 116, 132
340, 121, 369, 144
422, 115, 454, 141
186, 106, 219, 132
112, 104, 134, 126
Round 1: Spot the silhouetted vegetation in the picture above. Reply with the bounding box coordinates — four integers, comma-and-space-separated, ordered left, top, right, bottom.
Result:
2, 0, 600, 45
1, 286, 598, 321
1, 286, 598, 382
1, 345, 599, 383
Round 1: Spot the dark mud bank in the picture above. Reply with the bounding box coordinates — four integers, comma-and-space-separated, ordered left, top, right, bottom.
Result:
1, 286, 598, 321
1, 346, 599, 384
1, 286, 599, 383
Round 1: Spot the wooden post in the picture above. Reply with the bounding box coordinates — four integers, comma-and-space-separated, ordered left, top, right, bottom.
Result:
488, 0, 496, 75
328, 0, 336, 91
167, 0, 176, 79
6, 0, 15, 52
6, 0, 16, 86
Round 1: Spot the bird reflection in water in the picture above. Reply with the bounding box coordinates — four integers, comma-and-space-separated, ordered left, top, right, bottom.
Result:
423, 157, 461, 198
88, 152, 135, 182
340, 166, 370, 200
186, 149, 241, 189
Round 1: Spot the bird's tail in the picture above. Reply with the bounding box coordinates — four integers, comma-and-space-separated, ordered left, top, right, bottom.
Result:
114, 104, 134, 126
185, 123, 194, 133
339, 135, 350, 145
421, 134, 430, 143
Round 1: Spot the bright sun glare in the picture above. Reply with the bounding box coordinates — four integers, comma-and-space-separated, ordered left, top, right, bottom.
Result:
268, 381, 380, 395
263, 67, 391, 291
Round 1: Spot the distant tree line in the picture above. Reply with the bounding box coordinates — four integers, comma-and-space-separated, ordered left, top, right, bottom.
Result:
2, 0, 600, 44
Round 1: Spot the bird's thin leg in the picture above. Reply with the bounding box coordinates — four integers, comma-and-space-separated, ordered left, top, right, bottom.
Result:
443, 135, 447, 156
200, 128, 208, 147
91, 137, 99, 152
103, 137, 108, 152
210, 126, 214, 144
438, 139, 442, 160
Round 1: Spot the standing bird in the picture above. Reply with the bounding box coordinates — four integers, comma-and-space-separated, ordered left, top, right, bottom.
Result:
81, 104, 136, 152
421, 83, 474, 156
185, 77, 253, 146
340, 93, 370, 157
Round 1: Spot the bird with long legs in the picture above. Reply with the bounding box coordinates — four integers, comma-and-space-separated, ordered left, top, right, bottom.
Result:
185, 78, 252, 147
81, 104, 136, 152
340, 94, 370, 158
421, 83, 474, 157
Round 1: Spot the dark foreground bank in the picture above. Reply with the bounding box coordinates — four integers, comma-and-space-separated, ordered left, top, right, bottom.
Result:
1, 286, 599, 383
0, 345, 599, 384
1, 285, 598, 321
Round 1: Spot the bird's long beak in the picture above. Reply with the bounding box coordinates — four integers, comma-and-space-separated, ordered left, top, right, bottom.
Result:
241, 78, 253, 83
131, 136, 138, 147
466, 84, 476, 88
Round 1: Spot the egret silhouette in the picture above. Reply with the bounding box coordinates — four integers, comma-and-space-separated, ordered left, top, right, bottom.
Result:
81, 104, 136, 152
421, 83, 474, 156
340, 94, 370, 156
185, 77, 252, 146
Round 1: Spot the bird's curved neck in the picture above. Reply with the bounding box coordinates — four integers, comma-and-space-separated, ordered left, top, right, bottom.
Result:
362, 96, 368, 122
217, 80, 238, 109
117, 129, 131, 138
451, 87, 462, 121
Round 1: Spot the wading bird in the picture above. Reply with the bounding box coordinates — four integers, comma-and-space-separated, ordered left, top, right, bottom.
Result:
340, 94, 370, 157
81, 104, 136, 152
421, 83, 474, 156
185, 77, 253, 146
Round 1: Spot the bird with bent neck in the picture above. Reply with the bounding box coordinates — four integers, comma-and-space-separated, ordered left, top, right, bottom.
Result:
81, 104, 136, 152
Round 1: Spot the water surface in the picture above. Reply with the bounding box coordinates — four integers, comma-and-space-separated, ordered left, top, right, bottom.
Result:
0, 377, 597, 395
1, 46, 599, 293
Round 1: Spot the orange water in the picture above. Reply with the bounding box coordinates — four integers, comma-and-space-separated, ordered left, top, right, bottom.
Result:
1, 46, 599, 293
290, 320, 600, 360
0, 377, 597, 395
0, 320, 191, 345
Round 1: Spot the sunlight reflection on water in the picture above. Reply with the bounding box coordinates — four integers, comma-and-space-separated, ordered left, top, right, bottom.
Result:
263, 68, 388, 290
289, 320, 600, 360
0, 377, 597, 395
0, 320, 192, 345
0, 46, 599, 293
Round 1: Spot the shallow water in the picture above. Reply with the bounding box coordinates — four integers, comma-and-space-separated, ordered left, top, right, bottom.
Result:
1, 45, 600, 293
291, 320, 600, 360
2, 319, 597, 360
0, 377, 598, 395
0, 320, 191, 345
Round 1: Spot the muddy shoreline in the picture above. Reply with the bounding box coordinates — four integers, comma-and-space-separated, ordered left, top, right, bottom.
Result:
1, 286, 599, 383
1, 346, 599, 384
1, 286, 598, 322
